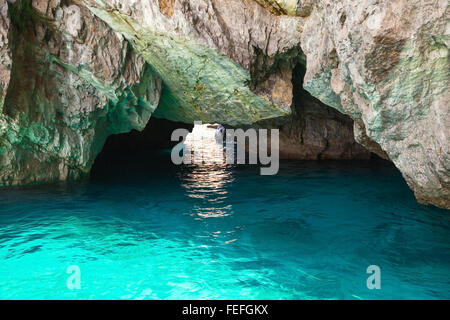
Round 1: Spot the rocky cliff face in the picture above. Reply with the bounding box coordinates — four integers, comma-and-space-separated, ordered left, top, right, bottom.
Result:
0, 0, 162, 185
298, 0, 449, 208
0, 0, 448, 208
277, 63, 371, 160
0, 1, 10, 110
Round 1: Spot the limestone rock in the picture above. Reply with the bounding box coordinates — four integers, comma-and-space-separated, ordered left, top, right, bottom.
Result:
0, 0, 448, 209
81, 0, 370, 162
0, 0, 11, 111
254, 0, 298, 16
278, 64, 371, 160
81, 0, 303, 124
0, 0, 162, 185
300, 0, 449, 208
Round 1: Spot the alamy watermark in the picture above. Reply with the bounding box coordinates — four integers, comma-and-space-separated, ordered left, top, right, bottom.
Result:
171, 121, 280, 175
66, 265, 81, 290
366, 265, 381, 290
64, 264, 381, 292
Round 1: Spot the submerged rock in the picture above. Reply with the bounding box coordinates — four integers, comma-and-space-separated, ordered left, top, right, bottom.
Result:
0, 0, 448, 208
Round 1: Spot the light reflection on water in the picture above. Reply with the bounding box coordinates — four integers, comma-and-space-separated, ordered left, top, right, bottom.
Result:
0, 125, 448, 299
183, 124, 228, 165
181, 125, 235, 219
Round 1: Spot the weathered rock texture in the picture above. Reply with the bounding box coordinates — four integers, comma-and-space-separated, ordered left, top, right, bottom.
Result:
254, 0, 298, 16
0, 0, 448, 208
298, 0, 449, 208
0, 0, 161, 185
0, 0, 10, 111
82, 0, 302, 123
0, 0, 303, 186
242, 62, 372, 160
277, 64, 371, 160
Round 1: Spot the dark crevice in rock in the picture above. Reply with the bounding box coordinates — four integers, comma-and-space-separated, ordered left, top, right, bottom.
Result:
91, 117, 193, 176
230, 60, 374, 161
0, 0, 162, 186
277, 62, 373, 160
248, 47, 304, 112
249, 46, 304, 88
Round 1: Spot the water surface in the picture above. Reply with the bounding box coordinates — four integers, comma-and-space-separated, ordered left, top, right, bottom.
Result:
0, 130, 449, 299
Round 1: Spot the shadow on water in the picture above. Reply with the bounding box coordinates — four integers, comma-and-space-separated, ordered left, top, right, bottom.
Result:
0, 127, 449, 299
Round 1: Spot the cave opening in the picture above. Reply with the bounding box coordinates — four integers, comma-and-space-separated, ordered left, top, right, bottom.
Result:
90, 117, 194, 180
278, 61, 378, 160
90, 119, 236, 180
91, 60, 385, 181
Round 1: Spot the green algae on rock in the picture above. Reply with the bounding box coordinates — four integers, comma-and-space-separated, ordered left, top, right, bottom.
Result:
0, 0, 448, 209
83, 1, 290, 126
0, 0, 162, 186
0, 0, 294, 187
300, 0, 449, 208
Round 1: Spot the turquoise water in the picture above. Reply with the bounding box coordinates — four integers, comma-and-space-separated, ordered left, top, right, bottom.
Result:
0, 151, 449, 299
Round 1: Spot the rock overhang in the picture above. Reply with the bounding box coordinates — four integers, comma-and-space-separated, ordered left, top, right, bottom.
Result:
0, 0, 448, 209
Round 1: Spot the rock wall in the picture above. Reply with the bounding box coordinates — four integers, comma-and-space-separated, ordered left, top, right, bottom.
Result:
0, 0, 161, 185
0, 0, 10, 111
278, 63, 371, 160
298, 0, 449, 208
0, 0, 448, 208
81, 0, 302, 123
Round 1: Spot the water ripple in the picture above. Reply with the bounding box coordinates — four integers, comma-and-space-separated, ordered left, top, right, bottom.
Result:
0, 142, 448, 299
